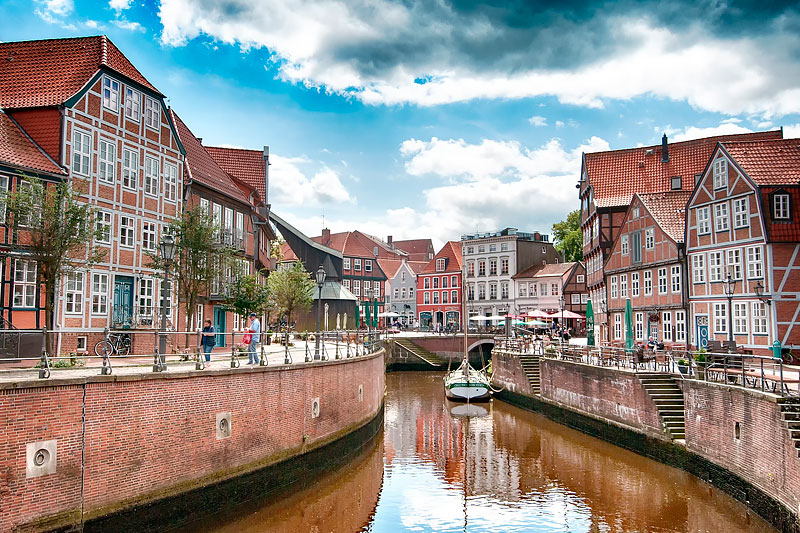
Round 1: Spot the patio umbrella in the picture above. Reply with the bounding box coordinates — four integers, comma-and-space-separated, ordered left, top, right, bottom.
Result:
343, 313, 348, 330
624, 298, 634, 351
586, 299, 595, 346
469, 315, 490, 321
560, 310, 583, 319
525, 320, 549, 327
525, 310, 550, 318
365, 301, 371, 328
336, 313, 341, 330
486, 315, 507, 321
379, 311, 401, 317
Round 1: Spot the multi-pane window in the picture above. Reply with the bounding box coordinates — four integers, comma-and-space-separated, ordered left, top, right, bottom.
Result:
747, 246, 763, 279
713, 303, 728, 334
142, 222, 157, 251
451, 275, 458, 287
551, 283, 558, 296
235, 212, 244, 243
529, 283, 537, 296
708, 252, 723, 282
501, 283, 509, 299
697, 206, 710, 234
501, 258, 509, 274
733, 197, 749, 228
540, 283, 548, 296
692, 254, 705, 283
432, 292, 439, 304
467, 262, 474, 276
631, 272, 640, 297
365, 260, 372, 272
354, 259, 361, 271
432, 277, 438, 289
436, 258, 445, 272
343, 258, 351, 270
571, 294, 580, 304
645, 228, 654, 249
451, 290, 457, 303
102, 76, 120, 111
671, 265, 681, 293
144, 96, 160, 129
164, 163, 178, 201
489, 259, 497, 275
675, 311, 686, 342
124, 87, 141, 121
119, 215, 135, 247
65, 272, 84, 314
774, 193, 790, 220
726, 249, 742, 280
713, 158, 727, 189
96, 211, 112, 244
635, 312, 644, 340
519, 284, 527, 297
394, 288, 399, 299
658, 268, 667, 294
92, 273, 108, 315
478, 261, 485, 276
424, 278, 430, 289
614, 313, 622, 340
733, 302, 748, 335
423, 292, 430, 304
139, 278, 154, 317
441, 291, 448, 303
353, 280, 360, 296
13, 260, 37, 307
342, 279, 350, 290
144, 156, 159, 196
643, 270, 652, 296
442, 276, 448, 288
610, 276, 618, 299
621, 235, 629, 255
224, 208, 234, 243
752, 302, 768, 335
489, 284, 497, 299
714, 203, 729, 232
122, 148, 138, 189
72, 129, 91, 176
98, 140, 116, 183
160, 279, 173, 316
662, 311, 672, 342
620, 274, 628, 298
478, 284, 485, 300
0, 175, 7, 220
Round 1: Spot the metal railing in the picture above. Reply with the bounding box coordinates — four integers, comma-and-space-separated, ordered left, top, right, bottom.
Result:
0, 328, 384, 380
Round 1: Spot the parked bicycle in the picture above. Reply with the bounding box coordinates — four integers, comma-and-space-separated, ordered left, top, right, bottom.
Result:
94, 332, 132, 356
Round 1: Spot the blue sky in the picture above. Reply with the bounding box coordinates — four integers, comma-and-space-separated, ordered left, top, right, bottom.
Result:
4, 0, 800, 248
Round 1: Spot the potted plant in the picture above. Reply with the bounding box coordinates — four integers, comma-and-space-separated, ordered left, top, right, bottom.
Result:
677, 358, 689, 375
693, 351, 709, 379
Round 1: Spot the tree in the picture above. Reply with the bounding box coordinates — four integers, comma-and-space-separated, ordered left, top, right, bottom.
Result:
4, 176, 104, 354
267, 262, 313, 342
270, 237, 285, 263
552, 209, 583, 262
224, 271, 271, 324
150, 206, 234, 346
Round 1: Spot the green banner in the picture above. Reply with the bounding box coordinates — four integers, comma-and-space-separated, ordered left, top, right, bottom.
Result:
586, 298, 595, 346
373, 299, 379, 328
365, 300, 371, 328
355, 302, 360, 329
624, 298, 634, 351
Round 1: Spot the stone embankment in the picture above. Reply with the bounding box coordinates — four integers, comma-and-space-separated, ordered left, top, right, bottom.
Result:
492, 346, 800, 533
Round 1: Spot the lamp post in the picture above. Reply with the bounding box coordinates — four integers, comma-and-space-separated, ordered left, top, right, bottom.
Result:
754, 280, 772, 306
314, 265, 326, 360
599, 299, 608, 345
723, 268, 736, 352
155, 234, 176, 372
559, 295, 565, 344
366, 287, 374, 343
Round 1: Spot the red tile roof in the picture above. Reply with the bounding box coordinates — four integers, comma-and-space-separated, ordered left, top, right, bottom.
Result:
0, 110, 65, 175
420, 241, 463, 274
513, 262, 576, 279
279, 241, 298, 262
377, 258, 405, 280
0, 35, 161, 109
205, 146, 265, 201
721, 139, 800, 186
636, 191, 692, 243
407, 261, 429, 274
171, 111, 250, 205
585, 131, 783, 208
313, 229, 407, 261
392, 238, 433, 261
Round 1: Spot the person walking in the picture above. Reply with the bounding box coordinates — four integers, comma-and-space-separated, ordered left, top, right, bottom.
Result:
201, 319, 215, 363
247, 312, 261, 365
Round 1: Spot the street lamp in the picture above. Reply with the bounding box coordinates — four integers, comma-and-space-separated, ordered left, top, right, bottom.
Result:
599, 299, 608, 344
723, 268, 736, 351
754, 280, 772, 305
559, 295, 565, 344
314, 265, 326, 360
155, 234, 176, 372
366, 287, 374, 340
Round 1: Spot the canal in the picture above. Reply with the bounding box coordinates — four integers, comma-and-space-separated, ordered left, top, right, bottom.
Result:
183, 371, 775, 532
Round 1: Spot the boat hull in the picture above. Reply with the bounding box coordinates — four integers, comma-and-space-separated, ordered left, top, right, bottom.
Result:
444, 382, 491, 402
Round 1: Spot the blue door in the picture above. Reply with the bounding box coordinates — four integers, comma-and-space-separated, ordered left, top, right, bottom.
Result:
213, 306, 226, 347
113, 276, 134, 327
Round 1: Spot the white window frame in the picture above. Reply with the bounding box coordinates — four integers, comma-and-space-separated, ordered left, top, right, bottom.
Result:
713, 158, 727, 190
692, 254, 705, 284
102, 76, 120, 111
774, 194, 790, 220
342, 279, 350, 290
697, 206, 711, 235
142, 222, 157, 251
13, 260, 37, 308
610, 276, 618, 299
671, 265, 681, 293
752, 302, 768, 335
353, 279, 360, 297
620, 274, 628, 298
122, 147, 138, 190
733, 302, 748, 335
715, 203, 729, 232
144, 156, 159, 196
124, 86, 141, 121
0, 175, 7, 220
571, 293, 580, 304
643, 270, 652, 296
343, 258, 351, 270
733, 197, 749, 228
96, 211, 112, 245
423, 291, 430, 304
164, 163, 178, 202
354, 259, 362, 271
645, 228, 654, 249
713, 302, 728, 334
119, 215, 135, 248
726, 249, 742, 280
614, 313, 622, 340
709, 251, 723, 282
631, 272, 640, 297
138, 278, 154, 317
658, 268, 667, 294
436, 258, 445, 272
675, 311, 686, 342
365, 260, 372, 273
621, 235, 629, 255
746, 246, 763, 279
91, 273, 109, 316
71, 129, 91, 176
98, 139, 116, 184
635, 312, 644, 340
662, 311, 672, 342
144, 96, 160, 129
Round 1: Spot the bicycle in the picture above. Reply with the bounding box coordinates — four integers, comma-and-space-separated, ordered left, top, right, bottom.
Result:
94, 332, 132, 357
782, 348, 797, 366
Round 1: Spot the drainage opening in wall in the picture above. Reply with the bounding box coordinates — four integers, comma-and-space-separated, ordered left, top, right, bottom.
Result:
311, 397, 321, 418
216, 412, 232, 440
358, 384, 363, 402
734, 421, 741, 441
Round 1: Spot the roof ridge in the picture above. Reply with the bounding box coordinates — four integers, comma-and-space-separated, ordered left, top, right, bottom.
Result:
585, 130, 784, 157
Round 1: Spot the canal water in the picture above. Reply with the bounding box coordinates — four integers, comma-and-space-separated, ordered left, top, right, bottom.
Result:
187, 371, 775, 532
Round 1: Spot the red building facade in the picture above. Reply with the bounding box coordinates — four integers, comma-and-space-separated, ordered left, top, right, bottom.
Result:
417, 241, 463, 331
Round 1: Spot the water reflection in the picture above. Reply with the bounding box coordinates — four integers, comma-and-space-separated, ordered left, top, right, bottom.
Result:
196, 372, 774, 532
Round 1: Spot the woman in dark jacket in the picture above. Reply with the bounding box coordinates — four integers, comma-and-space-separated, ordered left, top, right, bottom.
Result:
201, 319, 215, 362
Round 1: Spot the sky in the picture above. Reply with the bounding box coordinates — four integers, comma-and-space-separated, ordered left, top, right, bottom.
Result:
3, 0, 800, 249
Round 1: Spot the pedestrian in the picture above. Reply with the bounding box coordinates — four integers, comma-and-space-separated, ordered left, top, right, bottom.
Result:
247, 312, 261, 365
201, 319, 215, 363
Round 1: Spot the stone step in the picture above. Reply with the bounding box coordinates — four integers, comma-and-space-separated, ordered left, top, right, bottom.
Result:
659, 409, 686, 416
786, 420, 800, 430
780, 404, 800, 413
649, 393, 685, 399
783, 412, 800, 422
789, 429, 800, 440
653, 397, 685, 404
662, 414, 686, 421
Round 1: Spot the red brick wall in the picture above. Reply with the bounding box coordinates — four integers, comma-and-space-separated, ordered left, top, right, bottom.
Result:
539, 359, 665, 438
491, 350, 535, 396
0, 352, 384, 531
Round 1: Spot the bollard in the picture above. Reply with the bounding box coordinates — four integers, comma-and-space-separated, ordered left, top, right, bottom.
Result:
101, 327, 112, 375
259, 344, 267, 366
196, 328, 204, 370
231, 345, 240, 368
305, 337, 312, 362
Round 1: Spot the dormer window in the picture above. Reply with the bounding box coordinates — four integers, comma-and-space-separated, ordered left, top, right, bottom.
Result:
436, 258, 446, 272
365, 260, 372, 272
354, 258, 361, 271
713, 159, 727, 190
632, 207, 640, 219
671, 176, 681, 190
102, 76, 120, 111
772, 191, 791, 220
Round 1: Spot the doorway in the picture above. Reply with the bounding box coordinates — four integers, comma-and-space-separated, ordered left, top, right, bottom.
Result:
213, 306, 226, 347
112, 276, 134, 327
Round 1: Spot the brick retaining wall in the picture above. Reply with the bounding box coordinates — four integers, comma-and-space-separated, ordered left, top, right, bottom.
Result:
0, 351, 385, 531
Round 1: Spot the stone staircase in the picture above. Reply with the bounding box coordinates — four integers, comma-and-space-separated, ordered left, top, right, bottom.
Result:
394, 339, 446, 367
778, 397, 800, 458
638, 373, 686, 441
518, 353, 541, 395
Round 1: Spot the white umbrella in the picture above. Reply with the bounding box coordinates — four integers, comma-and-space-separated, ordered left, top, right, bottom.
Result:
469, 315, 490, 321
378, 311, 401, 317
525, 309, 550, 318
343, 313, 348, 330
336, 313, 341, 330
486, 315, 506, 321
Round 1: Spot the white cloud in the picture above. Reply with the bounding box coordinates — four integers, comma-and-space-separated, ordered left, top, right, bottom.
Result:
113, 18, 144, 32
555, 120, 565, 128
37, 0, 73, 17
157, 3, 800, 117
269, 154, 354, 207
528, 115, 547, 127
109, 0, 132, 11
669, 123, 754, 142
784, 124, 800, 138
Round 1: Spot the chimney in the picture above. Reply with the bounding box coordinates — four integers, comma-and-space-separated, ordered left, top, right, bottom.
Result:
263, 145, 270, 205
661, 134, 669, 163
387, 235, 393, 246
322, 228, 331, 246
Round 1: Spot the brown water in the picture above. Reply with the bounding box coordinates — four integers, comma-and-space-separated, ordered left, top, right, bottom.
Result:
188, 371, 775, 532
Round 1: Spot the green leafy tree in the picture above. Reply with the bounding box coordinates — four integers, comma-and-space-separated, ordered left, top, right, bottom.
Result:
150, 206, 234, 346
552, 209, 583, 262
267, 262, 314, 342
224, 271, 271, 324
4, 176, 104, 354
